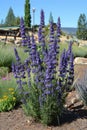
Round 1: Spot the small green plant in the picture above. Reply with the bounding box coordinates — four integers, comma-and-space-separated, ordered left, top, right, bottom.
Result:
0, 87, 17, 112
0, 67, 9, 78
72, 45, 87, 58
0, 44, 28, 70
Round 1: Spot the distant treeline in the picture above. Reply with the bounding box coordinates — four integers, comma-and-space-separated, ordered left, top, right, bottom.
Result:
0, 7, 20, 27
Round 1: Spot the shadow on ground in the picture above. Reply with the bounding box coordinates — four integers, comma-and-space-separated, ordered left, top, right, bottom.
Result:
49, 102, 87, 126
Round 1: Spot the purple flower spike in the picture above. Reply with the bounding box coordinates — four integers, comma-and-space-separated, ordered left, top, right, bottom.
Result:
49, 21, 54, 43
56, 17, 61, 38
40, 9, 45, 27
20, 17, 27, 46
14, 48, 20, 61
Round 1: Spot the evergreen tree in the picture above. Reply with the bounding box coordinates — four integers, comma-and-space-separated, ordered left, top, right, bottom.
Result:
49, 12, 54, 23
76, 13, 87, 40
0, 19, 4, 27
15, 16, 20, 26
24, 0, 31, 27
5, 7, 16, 26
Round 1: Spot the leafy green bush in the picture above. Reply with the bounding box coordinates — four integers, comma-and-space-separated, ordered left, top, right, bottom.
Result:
0, 88, 16, 112
0, 76, 20, 111
0, 67, 9, 78
59, 42, 87, 58
0, 76, 17, 95
72, 45, 87, 58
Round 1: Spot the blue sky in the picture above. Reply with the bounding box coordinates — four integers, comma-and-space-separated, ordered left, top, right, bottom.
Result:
0, 0, 87, 27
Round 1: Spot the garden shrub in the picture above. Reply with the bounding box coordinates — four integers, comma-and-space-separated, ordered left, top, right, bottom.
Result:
0, 67, 9, 78
12, 10, 74, 125
0, 77, 20, 111
0, 87, 17, 112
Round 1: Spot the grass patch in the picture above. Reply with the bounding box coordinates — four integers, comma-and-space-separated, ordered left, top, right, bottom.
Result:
0, 76, 17, 97
59, 42, 87, 58
0, 44, 28, 69
0, 67, 9, 78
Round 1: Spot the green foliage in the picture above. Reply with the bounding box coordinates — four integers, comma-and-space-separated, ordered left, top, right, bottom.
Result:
49, 12, 54, 23
76, 13, 87, 40
59, 42, 87, 58
13, 39, 73, 125
0, 45, 28, 69
4, 7, 20, 26
0, 76, 17, 97
0, 79, 20, 111
5, 7, 16, 26
0, 45, 15, 68
0, 67, 9, 78
0, 90, 16, 112
0, 42, 87, 72
72, 45, 87, 58
22, 82, 40, 120
0, 76, 19, 112
21, 73, 65, 125
59, 42, 68, 56
24, 0, 31, 27
40, 95, 64, 125
15, 16, 20, 26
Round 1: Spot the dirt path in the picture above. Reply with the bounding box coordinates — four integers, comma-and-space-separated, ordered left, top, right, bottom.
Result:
0, 105, 87, 130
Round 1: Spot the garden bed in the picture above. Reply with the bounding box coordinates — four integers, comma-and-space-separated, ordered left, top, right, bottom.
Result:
0, 64, 87, 130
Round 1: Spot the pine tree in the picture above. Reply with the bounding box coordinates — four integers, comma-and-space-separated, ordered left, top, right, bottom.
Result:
24, 0, 31, 27
49, 12, 54, 23
15, 16, 20, 26
76, 13, 87, 40
5, 7, 16, 26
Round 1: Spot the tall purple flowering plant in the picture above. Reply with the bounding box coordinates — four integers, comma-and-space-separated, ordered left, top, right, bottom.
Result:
49, 21, 54, 44
40, 9, 45, 27
13, 10, 74, 125
56, 17, 61, 37
12, 48, 28, 104
58, 41, 74, 92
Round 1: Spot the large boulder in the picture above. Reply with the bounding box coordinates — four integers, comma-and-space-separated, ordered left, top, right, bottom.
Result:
74, 57, 87, 64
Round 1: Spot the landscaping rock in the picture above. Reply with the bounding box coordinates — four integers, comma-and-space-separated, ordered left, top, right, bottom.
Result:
15, 39, 22, 46
15, 39, 21, 44
74, 57, 87, 65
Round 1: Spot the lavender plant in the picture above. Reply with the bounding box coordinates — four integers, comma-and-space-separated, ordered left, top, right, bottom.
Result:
56, 17, 61, 37
38, 25, 45, 44
66, 42, 74, 90
12, 48, 28, 104
49, 21, 54, 44
40, 38, 61, 124
58, 49, 68, 93
67, 53, 74, 86
40, 9, 45, 27
38, 16, 47, 61
13, 10, 74, 125
20, 17, 27, 46
56, 17, 61, 42
59, 41, 74, 92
